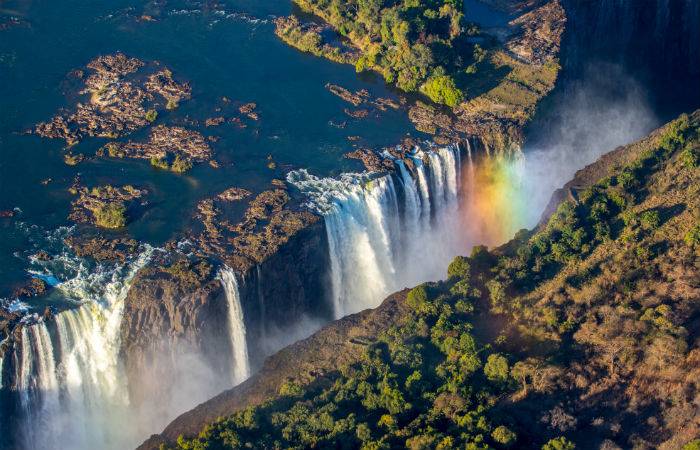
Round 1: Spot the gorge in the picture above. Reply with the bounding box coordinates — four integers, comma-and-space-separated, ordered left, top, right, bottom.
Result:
0, 0, 698, 449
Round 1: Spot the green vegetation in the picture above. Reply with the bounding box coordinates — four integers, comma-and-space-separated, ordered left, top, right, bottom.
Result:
150, 156, 171, 170
92, 201, 127, 228
145, 109, 158, 123
150, 153, 193, 173
542, 437, 575, 450
278, 0, 480, 106
420, 70, 464, 107
166, 99, 179, 110
169, 113, 700, 449
171, 154, 193, 173
63, 152, 85, 166
275, 16, 357, 65
684, 439, 700, 450
685, 224, 700, 246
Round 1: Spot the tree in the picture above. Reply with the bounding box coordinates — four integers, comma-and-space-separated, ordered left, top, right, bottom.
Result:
542, 437, 575, 450
447, 256, 470, 279
420, 73, 463, 107
93, 201, 127, 228
484, 353, 510, 384
491, 425, 516, 446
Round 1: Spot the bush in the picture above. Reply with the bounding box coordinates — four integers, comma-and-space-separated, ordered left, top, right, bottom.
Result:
680, 145, 699, 168
484, 353, 510, 384
639, 210, 660, 230
491, 425, 516, 446
150, 156, 170, 170
659, 113, 690, 151
420, 73, 463, 107
171, 155, 193, 173
683, 439, 700, 450
93, 202, 127, 228
542, 437, 575, 450
684, 224, 700, 246
145, 109, 158, 122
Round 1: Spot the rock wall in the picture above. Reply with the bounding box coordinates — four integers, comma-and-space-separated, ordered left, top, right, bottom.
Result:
119, 262, 230, 406
560, 0, 700, 102
118, 217, 332, 407
236, 218, 333, 366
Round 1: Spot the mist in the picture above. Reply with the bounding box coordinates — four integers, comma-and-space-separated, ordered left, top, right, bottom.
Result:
517, 63, 658, 227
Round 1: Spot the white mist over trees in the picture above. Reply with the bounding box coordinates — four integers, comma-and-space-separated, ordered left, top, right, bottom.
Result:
517, 64, 658, 226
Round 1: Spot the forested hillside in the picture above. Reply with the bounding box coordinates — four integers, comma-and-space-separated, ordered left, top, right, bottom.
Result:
162, 112, 700, 449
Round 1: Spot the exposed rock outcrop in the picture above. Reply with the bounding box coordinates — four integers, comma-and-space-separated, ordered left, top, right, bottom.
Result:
35, 53, 190, 146
69, 183, 147, 229
119, 182, 333, 408
97, 125, 212, 172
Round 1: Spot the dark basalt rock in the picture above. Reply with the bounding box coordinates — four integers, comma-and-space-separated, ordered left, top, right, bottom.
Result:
119, 182, 333, 409
68, 183, 147, 229
344, 148, 394, 172
119, 256, 230, 407
217, 187, 252, 202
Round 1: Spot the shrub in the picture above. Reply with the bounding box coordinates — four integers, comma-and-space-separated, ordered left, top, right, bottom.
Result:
484, 353, 510, 384
420, 73, 463, 107
683, 439, 700, 450
93, 201, 127, 228
491, 425, 516, 446
145, 109, 158, 122
684, 224, 700, 246
680, 145, 699, 168
542, 437, 575, 450
659, 113, 690, 151
278, 381, 303, 397
171, 155, 193, 173
639, 210, 660, 230
150, 156, 170, 170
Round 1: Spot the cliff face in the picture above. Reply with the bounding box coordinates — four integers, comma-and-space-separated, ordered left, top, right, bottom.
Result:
119, 259, 230, 407
237, 218, 333, 364
560, 0, 700, 108
119, 217, 332, 408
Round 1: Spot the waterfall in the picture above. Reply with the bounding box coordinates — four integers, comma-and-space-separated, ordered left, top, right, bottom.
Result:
219, 267, 250, 386
10, 247, 153, 450
288, 144, 466, 318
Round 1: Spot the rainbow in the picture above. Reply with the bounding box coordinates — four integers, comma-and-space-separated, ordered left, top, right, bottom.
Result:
458, 151, 529, 247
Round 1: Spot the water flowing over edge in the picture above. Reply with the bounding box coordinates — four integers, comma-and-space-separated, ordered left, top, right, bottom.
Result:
288, 143, 466, 319
2, 246, 154, 450
218, 266, 251, 386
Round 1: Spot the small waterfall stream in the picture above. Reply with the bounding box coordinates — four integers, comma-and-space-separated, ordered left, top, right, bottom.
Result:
218, 267, 251, 386
288, 144, 467, 318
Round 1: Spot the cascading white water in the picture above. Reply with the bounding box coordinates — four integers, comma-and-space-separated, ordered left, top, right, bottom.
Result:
288, 144, 466, 318
11, 247, 153, 450
218, 266, 250, 386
